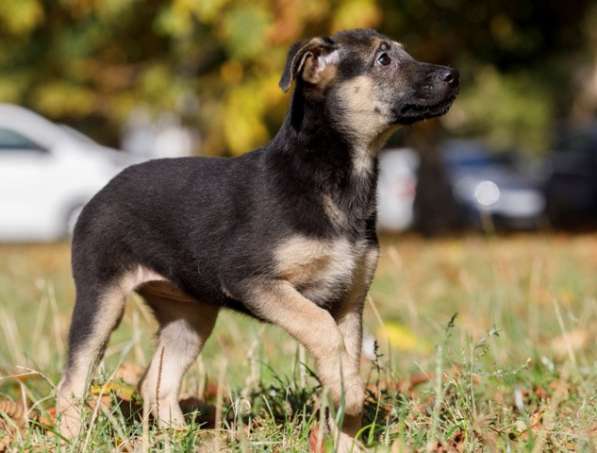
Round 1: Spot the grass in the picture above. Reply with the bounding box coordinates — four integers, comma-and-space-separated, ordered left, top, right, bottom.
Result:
0, 234, 596, 451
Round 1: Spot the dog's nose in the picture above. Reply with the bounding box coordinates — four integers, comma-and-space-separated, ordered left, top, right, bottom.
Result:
440, 68, 459, 87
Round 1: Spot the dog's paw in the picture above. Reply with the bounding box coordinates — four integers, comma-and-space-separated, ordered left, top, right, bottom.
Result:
56, 404, 82, 439
335, 430, 364, 453
341, 378, 365, 416
325, 375, 365, 416
327, 414, 365, 453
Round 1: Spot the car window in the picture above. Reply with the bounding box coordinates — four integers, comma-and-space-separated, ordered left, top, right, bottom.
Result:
0, 128, 47, 153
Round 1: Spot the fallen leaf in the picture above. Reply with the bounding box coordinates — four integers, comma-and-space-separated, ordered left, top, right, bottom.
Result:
0, 400, 27, 427
0, 398, 32, 452
0, 435, 12, 453
377, 322, 431, 353
89, 381, 137, 401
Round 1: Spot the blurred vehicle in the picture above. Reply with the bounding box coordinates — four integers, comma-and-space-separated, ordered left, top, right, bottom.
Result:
122, 109, 198, 158
377, 148, 419, 231
0, 104, 144, 242
543, 123, 597, 228
441, 140, 545, 229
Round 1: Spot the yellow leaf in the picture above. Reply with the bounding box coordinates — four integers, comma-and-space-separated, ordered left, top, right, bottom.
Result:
89, 381, 137, 401
377, 322, 431, 353
0, 0, 44, 35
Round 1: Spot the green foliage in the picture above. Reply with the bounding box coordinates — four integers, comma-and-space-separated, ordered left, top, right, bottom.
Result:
0, 0, 594, 153
454, 67, 553, 152
222, 4, 272, 61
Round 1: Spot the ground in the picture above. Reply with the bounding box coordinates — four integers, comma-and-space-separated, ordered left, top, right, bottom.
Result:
0, 234, 595, 451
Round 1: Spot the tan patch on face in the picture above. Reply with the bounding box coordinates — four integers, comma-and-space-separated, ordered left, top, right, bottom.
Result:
336, 75, 394, 176
337, 75, 390, 138
274, 235, 356, 302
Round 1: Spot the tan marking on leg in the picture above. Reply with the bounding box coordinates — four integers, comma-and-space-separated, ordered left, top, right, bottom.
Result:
57, 284, 128, 438
329, 245, 378, 447
139, 295, 218, 427
57, 266, 169, 438
334, 245, 379, 362
138, 280, 194, 304
247, 280, 364, 415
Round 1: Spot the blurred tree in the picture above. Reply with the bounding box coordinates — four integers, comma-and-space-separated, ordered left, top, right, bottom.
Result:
0, 0, 595, 155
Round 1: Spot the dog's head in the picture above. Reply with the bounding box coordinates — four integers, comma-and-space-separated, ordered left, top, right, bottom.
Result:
280, 28, 459, 145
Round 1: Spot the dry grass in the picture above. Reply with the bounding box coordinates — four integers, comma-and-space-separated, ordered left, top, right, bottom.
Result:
0, 234, 596, 451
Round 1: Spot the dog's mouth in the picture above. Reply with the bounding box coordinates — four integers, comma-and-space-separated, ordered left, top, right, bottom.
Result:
391, 95, 457, 125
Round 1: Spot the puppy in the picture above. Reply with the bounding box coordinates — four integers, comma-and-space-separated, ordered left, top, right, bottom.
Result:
57, 28, 458, 446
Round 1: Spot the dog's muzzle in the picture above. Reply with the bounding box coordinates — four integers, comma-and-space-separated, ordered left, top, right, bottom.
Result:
392, 66, 459, 125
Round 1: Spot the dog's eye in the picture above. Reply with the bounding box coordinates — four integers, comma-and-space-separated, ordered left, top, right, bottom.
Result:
377, 53, 391, 66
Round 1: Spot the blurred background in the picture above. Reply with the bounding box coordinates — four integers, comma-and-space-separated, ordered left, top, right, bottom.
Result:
0, 3, 596, 449
1, 0, 597, 240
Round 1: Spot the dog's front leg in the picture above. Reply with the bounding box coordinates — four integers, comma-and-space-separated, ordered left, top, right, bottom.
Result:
330, 300, 365, 440
330, 246, 379, 444
333, 246, 379, 377
244, 280, 365, 416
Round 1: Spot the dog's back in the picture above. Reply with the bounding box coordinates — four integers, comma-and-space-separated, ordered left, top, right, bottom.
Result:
72, 152, 272, 308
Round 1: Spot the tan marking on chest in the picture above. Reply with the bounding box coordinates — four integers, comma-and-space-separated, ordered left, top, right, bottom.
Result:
274, 236, 357, 300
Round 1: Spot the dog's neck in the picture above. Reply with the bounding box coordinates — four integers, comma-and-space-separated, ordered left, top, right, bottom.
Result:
267, 88, 386, 232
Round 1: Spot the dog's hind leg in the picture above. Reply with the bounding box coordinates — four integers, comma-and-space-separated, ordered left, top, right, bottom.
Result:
57, 266, 165, 438
138, 285, 219, 427
57, 276, 132, 438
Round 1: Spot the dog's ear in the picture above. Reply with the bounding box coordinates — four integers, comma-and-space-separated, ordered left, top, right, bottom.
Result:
279, 37, 339, 92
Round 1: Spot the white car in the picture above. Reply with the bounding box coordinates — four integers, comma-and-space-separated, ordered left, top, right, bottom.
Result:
0, 104, 145, 242
376, 148, 419, 232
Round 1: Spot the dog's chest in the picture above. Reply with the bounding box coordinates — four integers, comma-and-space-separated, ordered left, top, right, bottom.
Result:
274, 235, 365, 303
